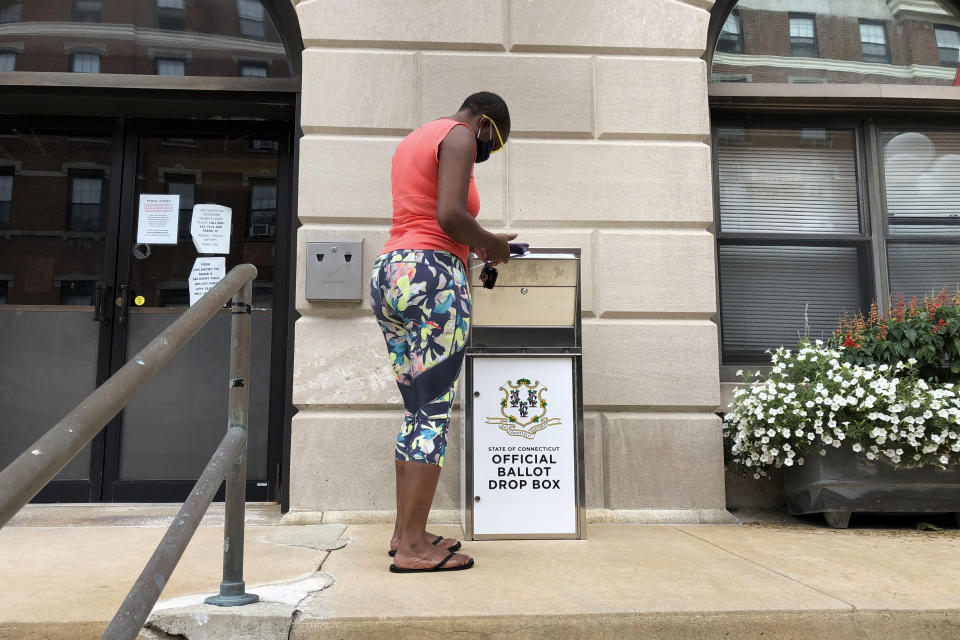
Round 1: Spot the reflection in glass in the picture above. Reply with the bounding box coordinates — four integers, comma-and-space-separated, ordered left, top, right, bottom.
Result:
165, 175, 195, 240
0, 1, 21, 23
0, 168, 11, 228
859, 20, 890, 64
718, 11, 744, 54
938, 26, 960, 68
713, 1, 960, 85
68, 171, 105, 231
156, 58, 185, 76
70, 52, 101, 74
73, 0, 102, 23
0, 49, 14, 71
156, 0, 186, 31
789, 14, 817, 58
237, 0, 266, 38
248, 179, 277, 238
882, 129, 960, 236
133, 135, 277, 310
0, 0, 289, 78
717, 127, 860, 234
59, 279, 95, 305
240, 61, 268, 77
0, 129, 110, 482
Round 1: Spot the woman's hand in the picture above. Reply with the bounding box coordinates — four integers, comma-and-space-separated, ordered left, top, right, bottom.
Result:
482, 232, 517, 263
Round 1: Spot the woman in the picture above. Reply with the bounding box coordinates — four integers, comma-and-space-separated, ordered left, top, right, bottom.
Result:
370, 92, 514, 573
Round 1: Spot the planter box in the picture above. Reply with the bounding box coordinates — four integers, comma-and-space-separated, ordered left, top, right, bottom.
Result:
783, 447, 960, 528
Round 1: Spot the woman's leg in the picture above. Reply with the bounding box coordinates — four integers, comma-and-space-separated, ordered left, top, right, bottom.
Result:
391, 458, 405, 548
390, 252, 471, 568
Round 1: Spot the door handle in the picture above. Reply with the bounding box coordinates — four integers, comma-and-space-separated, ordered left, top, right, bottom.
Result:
116, 284, 129, 324
93, 283, 110, 322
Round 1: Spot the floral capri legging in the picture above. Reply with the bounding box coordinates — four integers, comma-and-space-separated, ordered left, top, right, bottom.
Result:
370, 249, 471, 467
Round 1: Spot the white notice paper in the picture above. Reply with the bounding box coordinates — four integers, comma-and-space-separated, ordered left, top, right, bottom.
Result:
188, 257, 226, 306
136, 194, 179, 244
190, 204, 232, 254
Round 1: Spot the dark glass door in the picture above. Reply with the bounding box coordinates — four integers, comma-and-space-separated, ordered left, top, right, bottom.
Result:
102, 123, 289, 502
0, 118, 290, 503
0, 121, 123, 501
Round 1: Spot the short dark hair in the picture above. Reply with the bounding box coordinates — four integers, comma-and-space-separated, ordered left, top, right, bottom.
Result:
459, 91, 510, 139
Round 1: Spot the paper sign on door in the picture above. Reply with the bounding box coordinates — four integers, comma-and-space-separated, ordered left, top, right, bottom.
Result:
136, 194, 179, 245
190, 204, 232, 254
188, 257, 226, 306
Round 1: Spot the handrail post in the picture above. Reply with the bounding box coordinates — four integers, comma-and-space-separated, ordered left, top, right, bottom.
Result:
205, 280, 258, 607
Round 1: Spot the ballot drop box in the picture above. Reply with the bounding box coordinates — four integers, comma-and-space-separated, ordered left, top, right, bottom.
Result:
462, 249, 585, 540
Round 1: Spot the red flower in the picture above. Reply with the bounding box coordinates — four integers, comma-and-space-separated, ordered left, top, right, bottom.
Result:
842, 333, 860, 348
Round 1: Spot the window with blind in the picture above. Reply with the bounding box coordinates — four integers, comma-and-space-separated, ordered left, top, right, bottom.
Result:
881, 128, 960, 301
716, 125, 869, 361
715, 121, 960, 364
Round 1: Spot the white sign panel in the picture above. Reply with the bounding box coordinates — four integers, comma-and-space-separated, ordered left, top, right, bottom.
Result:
136, 194, 179, 245
471, 356, 577, 537
188, 257, 226, 307
190, 204, 232, 254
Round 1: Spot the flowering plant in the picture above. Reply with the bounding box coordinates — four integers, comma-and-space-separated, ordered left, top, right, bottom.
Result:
831, 289, 960, 383
724, 341, 960, 479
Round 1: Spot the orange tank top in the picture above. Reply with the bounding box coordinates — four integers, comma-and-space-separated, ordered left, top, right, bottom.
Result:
381, 118, 480, 266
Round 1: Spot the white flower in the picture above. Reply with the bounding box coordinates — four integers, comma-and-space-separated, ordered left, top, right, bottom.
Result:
852, 443, 863, 452
941, 455, 950, 465
736, 369, 744, 377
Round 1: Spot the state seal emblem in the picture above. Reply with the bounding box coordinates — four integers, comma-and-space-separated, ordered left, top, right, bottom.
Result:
485, 378, 562, 439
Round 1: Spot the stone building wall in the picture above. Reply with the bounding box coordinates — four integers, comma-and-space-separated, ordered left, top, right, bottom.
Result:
287, 0, 726, 522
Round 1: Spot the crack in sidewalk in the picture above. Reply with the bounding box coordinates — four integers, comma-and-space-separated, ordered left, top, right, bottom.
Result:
669, 525, 859, 611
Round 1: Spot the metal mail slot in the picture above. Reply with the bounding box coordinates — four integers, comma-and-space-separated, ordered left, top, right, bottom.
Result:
471, 255, 579, 328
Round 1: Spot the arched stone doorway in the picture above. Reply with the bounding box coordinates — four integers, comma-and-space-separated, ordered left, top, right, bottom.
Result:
0, 0, 303, 503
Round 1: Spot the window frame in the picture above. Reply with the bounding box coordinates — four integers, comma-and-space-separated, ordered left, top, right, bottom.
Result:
239, 61, 269, 78
0, 165, 12, 229
0, 49, 17, 72
65, 168, 105, 232
156, 0, 187, 31
788, 12, 818, 58
712, 115, 877, 365
0, 0, 22, 24
72, 0, 103, 23
935, 24, 960, 69
69, 51, 102, 74
716, 9, 745, 55
163, 173, 197, 240
859, 19, 891, 65
874, 118, 960, 304
246, 176, 277, 239
237, 0, 267, 39
155, 57, 187, 76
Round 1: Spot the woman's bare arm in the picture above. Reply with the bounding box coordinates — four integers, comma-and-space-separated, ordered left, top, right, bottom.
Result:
436, 125, 514, 262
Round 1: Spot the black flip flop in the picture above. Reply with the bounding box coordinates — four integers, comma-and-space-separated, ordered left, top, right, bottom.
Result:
387, 535, 461, 557
389, 551, 474, 573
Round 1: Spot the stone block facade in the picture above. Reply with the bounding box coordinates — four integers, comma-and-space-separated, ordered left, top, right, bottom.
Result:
289, 0, 725, 520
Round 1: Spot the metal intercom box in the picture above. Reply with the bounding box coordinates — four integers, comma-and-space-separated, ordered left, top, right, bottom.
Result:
304, 241, 363, 301
462, 249, 585, 541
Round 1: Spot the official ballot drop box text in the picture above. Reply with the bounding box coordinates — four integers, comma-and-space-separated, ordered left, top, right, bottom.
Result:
462, 249, 586, 540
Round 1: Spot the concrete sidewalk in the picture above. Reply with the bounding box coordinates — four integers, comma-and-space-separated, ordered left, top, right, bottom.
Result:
2, 506, 960, 639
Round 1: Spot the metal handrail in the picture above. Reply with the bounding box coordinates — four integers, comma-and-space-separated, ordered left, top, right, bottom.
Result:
0, 263, 261, 640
